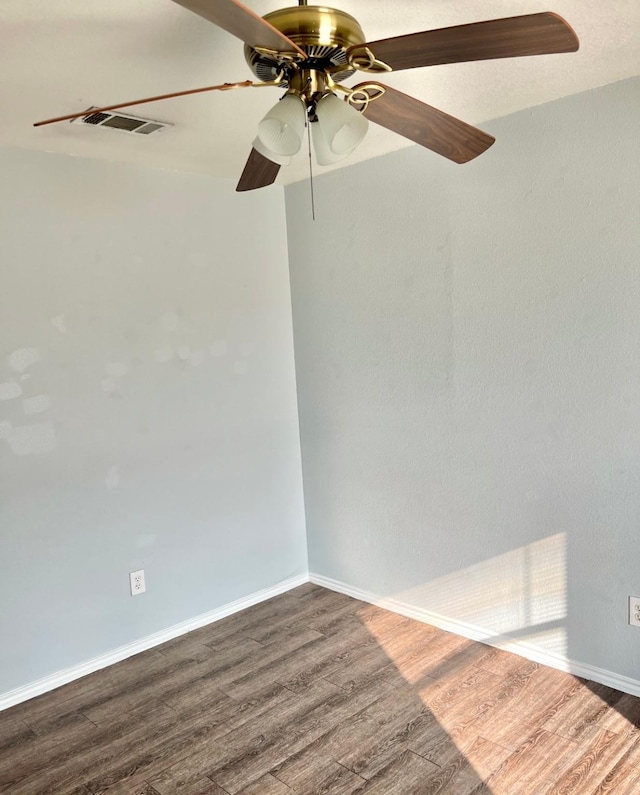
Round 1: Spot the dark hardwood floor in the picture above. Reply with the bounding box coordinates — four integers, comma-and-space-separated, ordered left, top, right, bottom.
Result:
1, 583, 640, 794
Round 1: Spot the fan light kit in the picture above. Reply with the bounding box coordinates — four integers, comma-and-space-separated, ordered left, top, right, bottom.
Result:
35, 0, 579, 192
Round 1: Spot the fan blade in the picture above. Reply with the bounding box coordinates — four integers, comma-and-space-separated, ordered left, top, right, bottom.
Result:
171, 0, 305, 56
353, 83, 494, 164
236, 148, 281, 191
34, 80, 255, 127
349, 12, 579, 72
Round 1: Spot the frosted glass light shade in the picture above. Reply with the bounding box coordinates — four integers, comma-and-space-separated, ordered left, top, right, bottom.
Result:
311, 120, 350, 166
316, 93, 369, 155
257, 94, 306, 157
252, 136, 291, 167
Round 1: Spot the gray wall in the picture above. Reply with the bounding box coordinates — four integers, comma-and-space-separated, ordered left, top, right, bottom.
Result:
0, 148, 307, 694
286, 77, 640, 679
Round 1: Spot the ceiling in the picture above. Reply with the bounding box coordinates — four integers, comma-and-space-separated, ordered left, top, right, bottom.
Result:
2, 0, 640, 186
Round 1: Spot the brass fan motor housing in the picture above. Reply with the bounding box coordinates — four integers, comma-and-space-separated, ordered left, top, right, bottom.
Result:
244, 6, 366, 85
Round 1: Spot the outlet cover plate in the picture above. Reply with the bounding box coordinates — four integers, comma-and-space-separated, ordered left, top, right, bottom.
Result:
629, 596, 640, 627
130, 569, 146, 596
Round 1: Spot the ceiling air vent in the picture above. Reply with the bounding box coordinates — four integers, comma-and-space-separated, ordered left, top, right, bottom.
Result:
71, 108, 172, 136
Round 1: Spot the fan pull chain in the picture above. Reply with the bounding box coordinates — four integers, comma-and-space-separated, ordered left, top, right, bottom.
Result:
306, 116, 316, 222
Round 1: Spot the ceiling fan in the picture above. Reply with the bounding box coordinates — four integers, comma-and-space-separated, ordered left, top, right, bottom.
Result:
35, 0, 579, 192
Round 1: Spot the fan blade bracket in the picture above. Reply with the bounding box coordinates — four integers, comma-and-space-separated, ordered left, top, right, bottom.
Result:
347, 83, 387, 112
347, 46, 392, 74
253, 46, 305, 64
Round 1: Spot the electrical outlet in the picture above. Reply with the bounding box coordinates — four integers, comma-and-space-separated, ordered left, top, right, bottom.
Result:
130, 569, 146, 596
629, 596, 640, 627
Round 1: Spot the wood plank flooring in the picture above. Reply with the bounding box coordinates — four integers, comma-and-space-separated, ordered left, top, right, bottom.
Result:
1, 584, 640, 794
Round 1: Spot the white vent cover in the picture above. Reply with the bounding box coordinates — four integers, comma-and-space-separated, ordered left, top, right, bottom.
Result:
71, 107, 172, 136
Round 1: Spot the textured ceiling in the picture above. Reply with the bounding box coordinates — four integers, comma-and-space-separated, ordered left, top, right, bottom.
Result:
2, 0, 640, 186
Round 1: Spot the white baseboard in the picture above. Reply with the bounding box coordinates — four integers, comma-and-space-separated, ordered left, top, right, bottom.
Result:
310, 572, 640, 699
7, 570, 638, 711
0, 573, 308, 712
